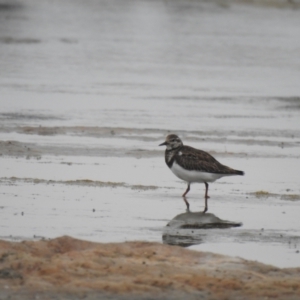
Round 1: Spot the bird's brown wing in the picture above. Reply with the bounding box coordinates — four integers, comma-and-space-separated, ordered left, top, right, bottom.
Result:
175, 146, 240, 174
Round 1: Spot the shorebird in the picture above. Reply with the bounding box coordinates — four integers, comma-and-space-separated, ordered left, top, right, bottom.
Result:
159, 134, 244, 212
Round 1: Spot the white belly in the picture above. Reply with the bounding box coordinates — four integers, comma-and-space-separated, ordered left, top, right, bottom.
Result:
171, 161, 227, 183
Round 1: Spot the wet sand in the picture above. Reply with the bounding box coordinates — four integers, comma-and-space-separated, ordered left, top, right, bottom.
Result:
0, 0, 300, 298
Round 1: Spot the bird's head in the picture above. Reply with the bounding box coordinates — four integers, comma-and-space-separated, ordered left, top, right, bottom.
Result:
159, 134, 183, 150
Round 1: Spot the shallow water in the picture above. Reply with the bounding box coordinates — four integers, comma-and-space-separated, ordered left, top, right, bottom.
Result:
0, 0, 300, 268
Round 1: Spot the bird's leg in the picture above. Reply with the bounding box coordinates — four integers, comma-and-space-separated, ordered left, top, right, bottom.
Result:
182, 183, 190, 197
203, 182, 209, 213
204, 182, 210, 199
183, 196, 190, 211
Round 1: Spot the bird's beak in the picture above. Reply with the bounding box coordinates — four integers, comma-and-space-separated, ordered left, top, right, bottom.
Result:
159, 141, 167, 146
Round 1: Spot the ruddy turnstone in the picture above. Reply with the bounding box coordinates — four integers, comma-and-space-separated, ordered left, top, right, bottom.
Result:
159, 134, 244, 212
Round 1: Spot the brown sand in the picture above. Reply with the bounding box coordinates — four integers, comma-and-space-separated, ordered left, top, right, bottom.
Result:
0, 236, 299, 299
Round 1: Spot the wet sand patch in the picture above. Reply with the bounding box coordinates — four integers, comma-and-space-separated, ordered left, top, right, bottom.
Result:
0, 177, 161, 191
0, 126, 298, 159
1, 125, 299, 140
0, 37, 41, 44
251, 191, 300, 201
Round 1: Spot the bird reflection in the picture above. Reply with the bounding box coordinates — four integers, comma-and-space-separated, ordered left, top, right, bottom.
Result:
182, 196, 208, 213
162, 210, 242, 247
